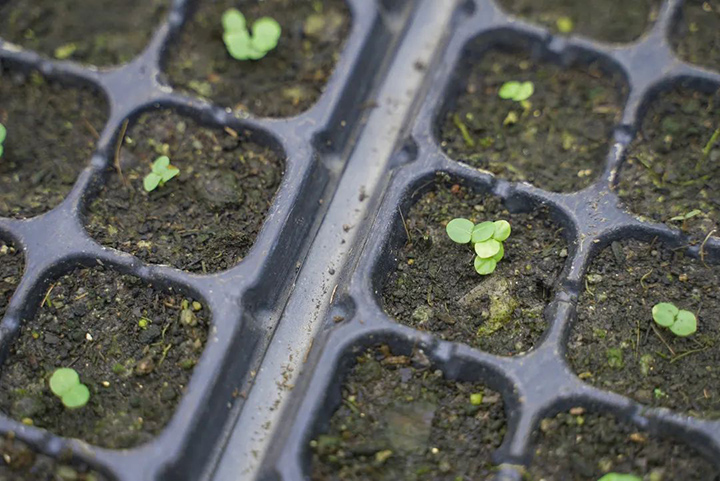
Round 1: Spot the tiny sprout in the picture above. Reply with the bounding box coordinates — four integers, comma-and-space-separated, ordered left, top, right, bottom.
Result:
144, 156, 180, 192
446, 218, 511, 275
222, 9, 281, 61
652, 302, 697, 337
49, 368, 90, 409
498, 81, 534, 102
556, 16, 574, 33
138, 318, 150, 329
470, 393, 483, 405
669, 209, 702, 222
597, 474, 641, 481
0, 123, 6, 158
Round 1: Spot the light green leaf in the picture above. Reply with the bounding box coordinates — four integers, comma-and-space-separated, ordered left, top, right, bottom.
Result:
474, 256, 497, 275
491, 242, 504, 262
515, 81, 534, 101
471, 221, 495, 243
0, 145, 3, 157
222, 9, 247, 33
652, 302, 678, 327
556, 16, 574, 33
54, 43, 77, 60
62, 384, 90, 409
161, 165, 180, 183
152, 156, 170, 174
684, 209, 702, 219
251, 17, 282, 52
144, 173, 161, 192
474, 239, 501, 258
670, 310, 697, 337
224, 30, 254, 60
0, 123, 6, 144
493, 220, 511, 241
499, 81, 521, 100
446, 218, 474, 244
50, 368, 80, 397
597, 473, 642, 481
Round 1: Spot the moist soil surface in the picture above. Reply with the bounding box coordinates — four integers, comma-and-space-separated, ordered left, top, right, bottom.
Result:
382, 180, 567, 356
0, 433, 105, 481
531, 411, 719, 480
85, 109, 284, 274
0, 239, 23, 321
310, 345, 506, 481
672, 0, 720, 72
439, 49, 625, 193
0, 266, 210, 449
165, 0, 351, 118
569, 240, 720, 418
0, 69, 107, 219
0, 0, 169, 67
496, 0, 661, 43
617, 86, 720, 241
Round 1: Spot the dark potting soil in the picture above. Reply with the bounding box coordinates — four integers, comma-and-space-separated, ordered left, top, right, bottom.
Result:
85, 109, 284, 274
569, 240, 720, 418
439, 49, 625, 193
0, 239, 23, 321
0, 267, 210, 449
381, 180, 567, 356
672, 0, 720, 72
0, 433, 106, 481
616, 86, 720, 241
531, 411, 719, 480
0, 69, 107, 219
310, 345, 506, 481
496, 0, 661, 43
0, 0, 169, 67
165, 0, 351, 118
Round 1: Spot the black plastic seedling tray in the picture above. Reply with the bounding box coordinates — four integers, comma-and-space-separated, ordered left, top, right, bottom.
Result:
1, 0, 720, 480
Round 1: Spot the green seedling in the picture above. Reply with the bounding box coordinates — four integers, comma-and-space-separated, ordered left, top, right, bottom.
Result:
498, 81, 534, 102
652, 302, 697, 337
0, 123, 6, 158
669, 209, 702, 222
49, 368, 90, 409
446, 218, 511, 275
144, 156, 179, 192
556, 16, 574, 33
222, 9, 281, 61
597, 474, 641, 481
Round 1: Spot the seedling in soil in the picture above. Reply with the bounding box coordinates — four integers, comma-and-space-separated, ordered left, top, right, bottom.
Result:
597, 474, 641, 481
49, 368, 90, 409
556, 16, 574, 33
652, 302, 697, 337
0, 123, 6, 158
446, 218, 511, 275
498, 81, 534, 102
222, 9, 282, 61
144, 156, 179, 192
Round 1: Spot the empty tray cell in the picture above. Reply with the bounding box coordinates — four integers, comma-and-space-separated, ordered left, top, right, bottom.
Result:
0, 69, 107, 219
672, 0, 720, 72
165, 0, 351, 118
531, 411, 718, 480
569, 240, 720, 418
496, 0, 661, 43
439, 48, 625, 193
310, 345, 506, 480
85, 109, 284, 273
0, 238, 23, 320
617, 86, 720, 241
0, 433, 107, 480
0, 0, 169, 66
0, 267, 210, 449
382, 180, 567, 356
